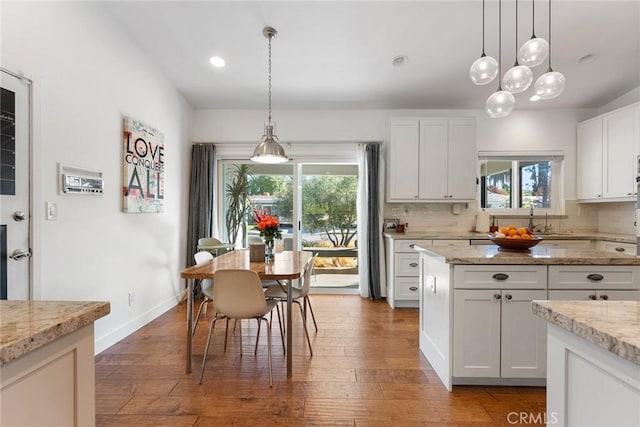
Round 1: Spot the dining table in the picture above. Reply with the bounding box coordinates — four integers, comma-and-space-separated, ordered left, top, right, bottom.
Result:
180, 249, 312, 377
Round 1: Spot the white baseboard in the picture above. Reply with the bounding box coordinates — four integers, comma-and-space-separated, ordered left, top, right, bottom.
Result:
94, 295, 180, 354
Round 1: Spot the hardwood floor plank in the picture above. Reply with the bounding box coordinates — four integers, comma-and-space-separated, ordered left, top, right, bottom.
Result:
95, 295, 545, 426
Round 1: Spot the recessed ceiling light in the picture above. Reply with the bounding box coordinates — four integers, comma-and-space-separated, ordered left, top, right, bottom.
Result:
578, 53, 598, 64
392, 55, 409, 67
209, 56, 226, 68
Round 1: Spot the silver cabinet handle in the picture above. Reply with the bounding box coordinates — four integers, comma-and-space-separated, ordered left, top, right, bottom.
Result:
12, 211, 27, 222
409, 262, 418, 267
599, 294, 609, 300
588, 294, 597, 300
9, 249, 32, 261
615, 247, 625, 252
587, 273, 604, 281
409, 286, 418, 291
505, 294, 512, 300
494, 294, 501, 300
492, 273, 509, 281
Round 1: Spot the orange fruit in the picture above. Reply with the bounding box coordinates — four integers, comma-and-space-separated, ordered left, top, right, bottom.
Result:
508, 224, 516, 230
508, 229, 518, 236
517, 228, 528, 235
499, 227, 509, 235
521, 234, 532, 239
512, 234, 522, 239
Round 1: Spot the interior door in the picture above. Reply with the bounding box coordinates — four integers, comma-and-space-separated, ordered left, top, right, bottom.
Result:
1, 69, 31, 300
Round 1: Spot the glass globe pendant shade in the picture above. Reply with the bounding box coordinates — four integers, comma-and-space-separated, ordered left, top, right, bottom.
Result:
470, 55, 499, 85
502, 64, 533, 93
519, 37, 549, 67
486, 90, 515, 118
532, 70, 566, 100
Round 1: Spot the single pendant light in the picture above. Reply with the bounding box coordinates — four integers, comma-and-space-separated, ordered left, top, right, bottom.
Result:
470, 0, 498, 85
503, 0, 533, 93
519, 0, 549, 67
487, 0, 515, 118
251, 26, 288, 164
530, 0, 565, 101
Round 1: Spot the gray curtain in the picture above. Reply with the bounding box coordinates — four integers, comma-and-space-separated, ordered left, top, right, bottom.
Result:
366, 142, 382, 299
186, 143, 216, 268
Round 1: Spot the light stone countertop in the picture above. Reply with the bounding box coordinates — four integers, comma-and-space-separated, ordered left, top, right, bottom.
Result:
0, 300, 110, 364
532, 300, 640, 366
384, 231, 636, 244
414, 245, 640, 265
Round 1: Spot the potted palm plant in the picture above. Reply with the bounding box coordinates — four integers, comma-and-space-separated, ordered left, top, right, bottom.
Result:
225, 164, 251, 247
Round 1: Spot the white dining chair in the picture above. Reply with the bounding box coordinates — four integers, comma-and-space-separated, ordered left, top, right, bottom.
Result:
199, 269, 279, 386
192, 251, 215, 336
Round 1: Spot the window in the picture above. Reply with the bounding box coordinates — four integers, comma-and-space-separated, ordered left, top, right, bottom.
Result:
479, 152, 564, 214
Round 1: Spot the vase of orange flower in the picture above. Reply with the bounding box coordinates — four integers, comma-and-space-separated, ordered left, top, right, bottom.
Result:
252, 208, 282, 261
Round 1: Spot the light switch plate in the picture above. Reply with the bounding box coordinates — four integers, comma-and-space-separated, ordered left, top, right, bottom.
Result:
46, 201, 57, 220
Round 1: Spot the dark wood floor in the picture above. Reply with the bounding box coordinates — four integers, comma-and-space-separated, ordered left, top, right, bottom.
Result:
95, 295, 546, 426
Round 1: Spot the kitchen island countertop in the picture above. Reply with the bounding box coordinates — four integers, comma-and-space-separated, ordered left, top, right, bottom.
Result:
384, 231, 636, 244
0, 300, 110, 364
532, 300, 640, 366
414, 244, 640, 265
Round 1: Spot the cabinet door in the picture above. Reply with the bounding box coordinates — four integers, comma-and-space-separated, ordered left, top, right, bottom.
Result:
603, 106, 637, 198
418, 119, 448, 200
500, 290, 547, 378
453, 289, 501, 378
596, 290, 640, 301
388, 119, 420, 201
577, 118, 603, 200
448, 119, 477, 200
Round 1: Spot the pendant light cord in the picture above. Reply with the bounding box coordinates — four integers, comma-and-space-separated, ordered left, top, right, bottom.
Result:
548, 0, 553, 71
531, 0, 537, 37
497, 0, 502, 90
514, 0, 519, 65
481, 0, 486, 56
267, 34, 272, 126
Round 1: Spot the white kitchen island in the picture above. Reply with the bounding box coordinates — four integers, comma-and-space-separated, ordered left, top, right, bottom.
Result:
415, 244, 640, 392
532, 300, 640, 427
0, 300, 110, 427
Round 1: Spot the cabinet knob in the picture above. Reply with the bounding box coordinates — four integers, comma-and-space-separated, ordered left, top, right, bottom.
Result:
409, 286, 418, 291
599, 294, 609, 300
409, 244, 415, 248
493, 294, 502, 300
505, 294, 512, 300
586, 273, 604, 281
627, 192, 634, 196
615, 247, 625, 252
409, 262, 418, 267
588, 294, 597, 300
492, 273, 509, 281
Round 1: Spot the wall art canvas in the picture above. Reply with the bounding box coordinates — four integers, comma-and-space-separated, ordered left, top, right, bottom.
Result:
122, 117, 164, 213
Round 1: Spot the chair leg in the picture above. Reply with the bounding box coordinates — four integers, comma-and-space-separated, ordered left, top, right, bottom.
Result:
264, 317, 273, 387
192, 298, 207, 336
199, 317, 219, 385
305, 296, 318, 332
295, 301, 313, 356
238, 320, 243, 356
255, 318, 261, 356
224, 318, 230, 352
275, 303, 285, 352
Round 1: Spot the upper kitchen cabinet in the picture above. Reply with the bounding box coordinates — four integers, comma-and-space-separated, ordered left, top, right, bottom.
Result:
577, 103, 640, 202
387, 118, 477, 202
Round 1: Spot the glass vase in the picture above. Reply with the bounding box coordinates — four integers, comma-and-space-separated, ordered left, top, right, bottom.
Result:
264, 238, 275, 261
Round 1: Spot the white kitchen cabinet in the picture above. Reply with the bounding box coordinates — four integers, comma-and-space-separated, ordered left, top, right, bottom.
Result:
548, 265, 640, 290
597, 240, 637, 255
452, 265, 547, 379
387, 118, 476, 202
384, 237, 430, 308
540, 239, 592, 249
549, 290, 640, 301
577, 103, 640, 202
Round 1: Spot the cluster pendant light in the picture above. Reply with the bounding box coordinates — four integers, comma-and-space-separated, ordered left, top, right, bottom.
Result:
486, 0, 515, 118
472, 0, 565, 117
251, 26, 288, 164
469, 0, 498, 85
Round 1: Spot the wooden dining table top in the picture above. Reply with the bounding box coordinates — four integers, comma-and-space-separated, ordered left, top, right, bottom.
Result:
180, 249, 312, 280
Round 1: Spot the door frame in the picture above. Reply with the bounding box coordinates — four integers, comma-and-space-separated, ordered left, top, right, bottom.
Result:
1, 67, 34, 299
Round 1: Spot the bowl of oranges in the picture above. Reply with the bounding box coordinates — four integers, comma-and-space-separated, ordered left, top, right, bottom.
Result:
489, 225, 542, 251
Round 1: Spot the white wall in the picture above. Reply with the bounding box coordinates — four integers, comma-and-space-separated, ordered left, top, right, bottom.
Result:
2, 2, 193, 352
597, 86, 640, 115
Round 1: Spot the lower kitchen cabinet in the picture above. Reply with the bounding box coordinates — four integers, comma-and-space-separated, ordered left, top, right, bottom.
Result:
549, 290, 640, 301
453, 289, 547, 379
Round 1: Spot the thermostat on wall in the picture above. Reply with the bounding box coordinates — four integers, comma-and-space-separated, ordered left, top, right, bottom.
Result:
58, 164, 104, 195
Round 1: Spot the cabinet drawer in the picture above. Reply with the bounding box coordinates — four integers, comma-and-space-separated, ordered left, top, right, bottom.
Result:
395, 278, 420, 300
549, 265, 640, 290
541, 240, 592, 249
395, 253, 421, 276
431, 239, 469, 246
598, 241, 637, 254
453, 265, 547, 289
395, 240, 431, 253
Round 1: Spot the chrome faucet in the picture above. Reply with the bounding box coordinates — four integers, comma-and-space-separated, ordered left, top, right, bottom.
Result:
528, 206, 535, 231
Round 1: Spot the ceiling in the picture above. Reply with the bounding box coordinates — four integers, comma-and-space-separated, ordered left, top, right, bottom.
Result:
99, 1, 640, 111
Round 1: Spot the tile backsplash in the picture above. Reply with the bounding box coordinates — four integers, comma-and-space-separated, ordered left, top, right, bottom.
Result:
383, 200, 633, 235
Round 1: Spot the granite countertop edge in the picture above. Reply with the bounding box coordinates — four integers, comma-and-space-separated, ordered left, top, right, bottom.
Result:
531, 301, 640, 366
0, 301, 111, 364
383, 231, 636, 244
